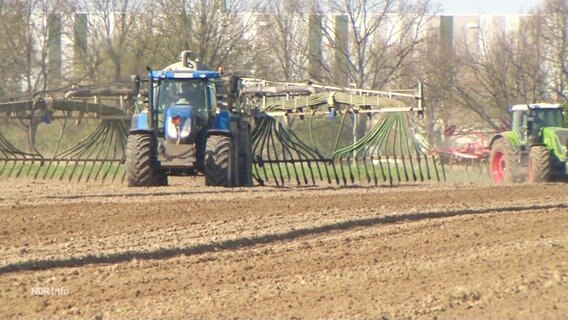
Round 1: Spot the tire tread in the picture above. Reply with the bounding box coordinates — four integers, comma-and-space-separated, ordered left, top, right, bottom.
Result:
529, 146, 551, 183
205, 135, 231, 186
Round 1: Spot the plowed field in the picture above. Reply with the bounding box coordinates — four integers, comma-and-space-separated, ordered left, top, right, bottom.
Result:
0, 178, 567, 319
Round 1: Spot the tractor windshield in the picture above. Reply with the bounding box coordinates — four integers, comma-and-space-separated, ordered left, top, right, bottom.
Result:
155, 79, 212, 131
534, 109, 564, 128
156, 79, 209, 112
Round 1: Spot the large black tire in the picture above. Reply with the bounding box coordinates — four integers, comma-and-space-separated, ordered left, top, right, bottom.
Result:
205, 135, 232, 186
489, 138, 516, 185
528, 146, 551, 183
126, 133, 168, 187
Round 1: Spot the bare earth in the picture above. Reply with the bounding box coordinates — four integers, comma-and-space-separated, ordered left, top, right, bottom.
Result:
0, 178, 566, 319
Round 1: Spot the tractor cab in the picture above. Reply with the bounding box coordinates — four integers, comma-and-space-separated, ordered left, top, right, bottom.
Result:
151, 74, 219, 143
156, 78, 210, 128
510, 103, 565, 146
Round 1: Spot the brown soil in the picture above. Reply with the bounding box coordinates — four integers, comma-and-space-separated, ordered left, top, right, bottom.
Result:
0, 178, 567, 319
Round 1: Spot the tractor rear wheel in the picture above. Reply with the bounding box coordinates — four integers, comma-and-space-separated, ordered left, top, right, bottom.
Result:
528, 146, 551, 183
126, 133, 168, 187
205, 135, 232, 187
489, 138, 515, 185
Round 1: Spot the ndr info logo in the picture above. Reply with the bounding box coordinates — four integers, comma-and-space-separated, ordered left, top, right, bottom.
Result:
31, 287, 69, 296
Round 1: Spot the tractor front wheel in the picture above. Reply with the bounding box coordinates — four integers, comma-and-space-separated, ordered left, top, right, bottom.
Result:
489, 139, 515, 185
205, 135, 232, 187
126, 133, 168, 187
528, 146, 551, 183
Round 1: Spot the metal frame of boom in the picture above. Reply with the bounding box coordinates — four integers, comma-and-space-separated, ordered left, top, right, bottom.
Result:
241, 78, 424, 117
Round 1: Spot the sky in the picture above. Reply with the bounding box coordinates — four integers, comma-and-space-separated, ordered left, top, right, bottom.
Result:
437, 0, 544, 14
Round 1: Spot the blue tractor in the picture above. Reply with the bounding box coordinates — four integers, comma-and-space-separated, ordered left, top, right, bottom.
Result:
127, 51, 252, 187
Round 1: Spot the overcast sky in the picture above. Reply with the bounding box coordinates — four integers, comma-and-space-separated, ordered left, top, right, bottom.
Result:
437, 0, 543, 14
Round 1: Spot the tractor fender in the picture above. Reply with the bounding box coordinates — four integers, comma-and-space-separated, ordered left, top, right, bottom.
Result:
489, 131, 519, 150
129, 129, 154, 135
214, 109, 231, 130
131, 111, 150, 130
207, 129, 232, 138
488, 134, 505, 150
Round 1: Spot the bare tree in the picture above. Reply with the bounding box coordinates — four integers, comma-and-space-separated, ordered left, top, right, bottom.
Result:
154, 0, 257, 72
253, 0, 310, 81
444, 7, 565, 130
0, 0, 72, 96
0, 0, 74, 152
454, 27, 532, 128
123, 4, 166, 73
70, 0, 143, 82
538, 0, 568, 101
310, 0, 435, 89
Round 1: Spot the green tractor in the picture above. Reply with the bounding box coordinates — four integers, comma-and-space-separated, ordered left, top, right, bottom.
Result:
126, 51, 252, 187
488, 103, 568, 184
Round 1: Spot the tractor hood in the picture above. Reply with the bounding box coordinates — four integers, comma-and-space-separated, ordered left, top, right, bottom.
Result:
542, 127, 568, 162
